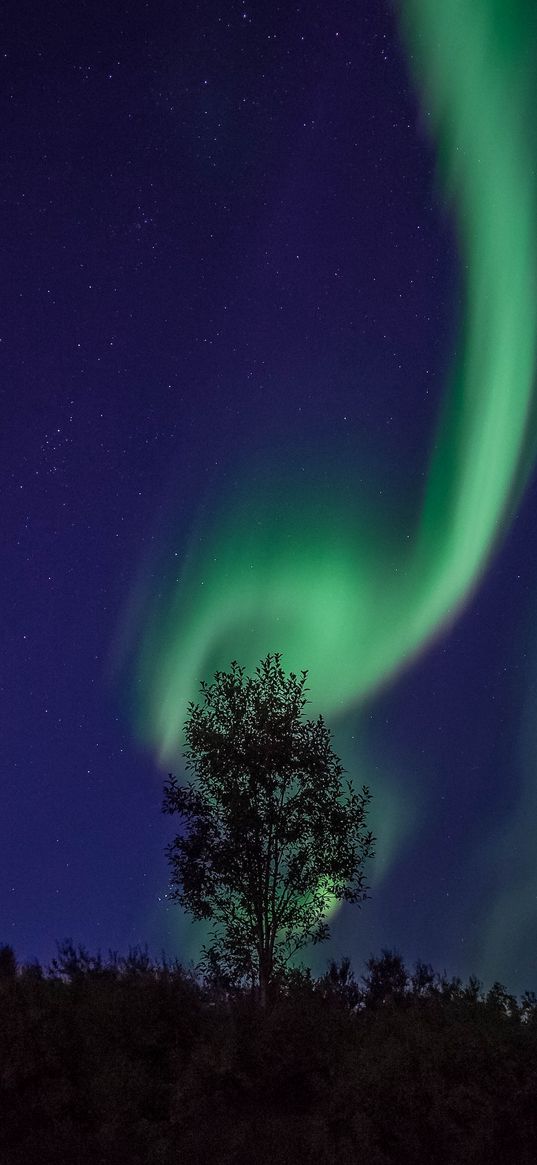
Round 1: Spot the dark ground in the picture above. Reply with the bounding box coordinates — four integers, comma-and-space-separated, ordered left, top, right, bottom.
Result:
1, 942, 536, 1164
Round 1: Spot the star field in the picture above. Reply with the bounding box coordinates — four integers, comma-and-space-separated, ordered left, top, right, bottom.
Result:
2, 0, 537, 990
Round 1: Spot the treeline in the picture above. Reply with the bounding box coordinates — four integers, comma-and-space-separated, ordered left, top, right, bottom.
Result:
1, 942, 537, 1164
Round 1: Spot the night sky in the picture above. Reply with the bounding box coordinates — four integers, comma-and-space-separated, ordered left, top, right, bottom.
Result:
3, 0, 537, 992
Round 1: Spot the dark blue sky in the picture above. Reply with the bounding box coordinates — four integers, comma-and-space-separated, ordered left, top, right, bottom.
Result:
2, 0, 537, 989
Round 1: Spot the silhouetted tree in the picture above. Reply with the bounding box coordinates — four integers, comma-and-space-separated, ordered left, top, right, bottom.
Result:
163, 654, 374, 1005
0, 944, 16, 980
362, 949, 408, 1008
317, 956, 362, 1009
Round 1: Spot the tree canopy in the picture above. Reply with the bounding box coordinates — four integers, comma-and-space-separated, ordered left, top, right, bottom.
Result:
163, 653, 374, 1003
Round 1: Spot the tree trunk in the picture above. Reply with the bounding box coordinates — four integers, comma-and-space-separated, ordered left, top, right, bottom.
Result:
259, 950, 271, 1008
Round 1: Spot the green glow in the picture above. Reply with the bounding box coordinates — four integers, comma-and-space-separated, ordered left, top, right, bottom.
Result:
476, 618, 537, 990
131, 0, 537, 776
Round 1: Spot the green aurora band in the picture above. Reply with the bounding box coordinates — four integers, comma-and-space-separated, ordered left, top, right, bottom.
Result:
133, 0, 537, 773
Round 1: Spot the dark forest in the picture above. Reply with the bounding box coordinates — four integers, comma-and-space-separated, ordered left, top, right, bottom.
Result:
2, 942, 537, 1164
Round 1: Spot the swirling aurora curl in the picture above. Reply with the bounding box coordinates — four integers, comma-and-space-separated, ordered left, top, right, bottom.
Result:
130, 0, 537, 775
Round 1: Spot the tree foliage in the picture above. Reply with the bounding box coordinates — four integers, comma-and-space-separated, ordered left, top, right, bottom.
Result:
163, 654, 374, 1000
2, 943, 537, 1164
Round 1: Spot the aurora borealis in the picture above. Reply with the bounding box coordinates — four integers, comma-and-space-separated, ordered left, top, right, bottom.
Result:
137, 0, 537, 751
3, 0, 537, 989
129, 0, 537, 977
